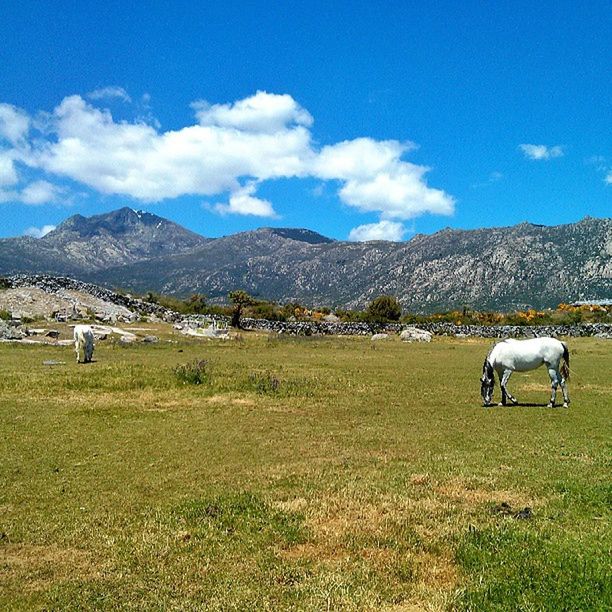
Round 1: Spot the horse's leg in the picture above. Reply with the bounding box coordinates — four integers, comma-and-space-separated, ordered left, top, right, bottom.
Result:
560, 371, 570, 407
499, 370, 517, 406
547, 366, 559, 407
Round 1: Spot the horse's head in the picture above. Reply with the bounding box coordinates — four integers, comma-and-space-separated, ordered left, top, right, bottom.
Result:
480, 359, 494, 406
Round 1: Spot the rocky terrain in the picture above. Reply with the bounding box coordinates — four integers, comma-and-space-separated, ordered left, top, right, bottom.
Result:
1, 275, 610, 341
1, 275, 176, 323
1, 208, 610, 312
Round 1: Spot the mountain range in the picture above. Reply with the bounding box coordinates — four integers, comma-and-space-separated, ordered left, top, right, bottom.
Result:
1, 207, 610, 312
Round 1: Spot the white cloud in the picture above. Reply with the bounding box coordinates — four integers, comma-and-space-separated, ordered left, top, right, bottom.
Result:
87, 86, 132, 103
0, 103, 30, 144
0, 179, 65, 205
0, 151, 19, 186
519, 143, 564, 160
214, 183, 277, 217
24, 224, 56, 238
1, 91, 455, 224
349, 220, 406, 242
192, 90, 313, 133
20, 180, 63, 205
312, 138, 453, 220
585, 155, 612, 185
32, 94, 312, 200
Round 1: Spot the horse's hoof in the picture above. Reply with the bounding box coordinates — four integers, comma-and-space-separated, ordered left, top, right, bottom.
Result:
547, 403, 554, 408
511, 398, 518, 405
563, 402, 568, 408
498, 402, 505, 407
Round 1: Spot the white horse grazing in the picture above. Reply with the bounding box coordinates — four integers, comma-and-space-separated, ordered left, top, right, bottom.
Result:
480, 337, 570, 407
74, 324, 95, 363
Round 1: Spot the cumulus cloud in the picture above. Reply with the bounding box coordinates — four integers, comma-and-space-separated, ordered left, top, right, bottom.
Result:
312, 138, 453, 220
214, 182, 277, 217
0, 91, 454, 228
0, 103, 30, 144
0, 179, 65, 205
348, 220, 406, 242
606, 172, 612, 185
24, 224, 56, 238
20, 180, 64, 205
87, 86, 132, 103
519, 143, 564, 160
0, 151, 19, 186
192, 91, 313, 133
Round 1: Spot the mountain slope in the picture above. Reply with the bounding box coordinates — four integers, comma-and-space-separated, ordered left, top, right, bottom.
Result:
91, 217, 612, 311
1, 208, 610, 312
0, 207, 207, 274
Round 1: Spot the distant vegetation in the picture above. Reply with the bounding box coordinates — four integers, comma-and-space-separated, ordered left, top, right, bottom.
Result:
138, 289, 612, 327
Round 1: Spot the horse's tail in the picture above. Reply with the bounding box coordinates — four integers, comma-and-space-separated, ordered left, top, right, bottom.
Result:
561, 342, 570, 380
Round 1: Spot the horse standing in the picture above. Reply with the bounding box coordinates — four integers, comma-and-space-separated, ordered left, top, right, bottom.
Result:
74, 324, 95, 363
480, 337, 570, 407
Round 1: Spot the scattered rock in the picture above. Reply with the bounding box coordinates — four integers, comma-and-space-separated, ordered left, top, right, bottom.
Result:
142, 335, 159, 343
371, 333, 389, 341
400, 327, 433, 342
0, 321, 26, 340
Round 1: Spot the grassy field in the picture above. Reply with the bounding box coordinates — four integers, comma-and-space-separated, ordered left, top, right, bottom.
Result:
1, 328, 610, 610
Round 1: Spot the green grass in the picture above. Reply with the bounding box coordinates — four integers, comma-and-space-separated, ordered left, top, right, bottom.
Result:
0, 330, 610, 610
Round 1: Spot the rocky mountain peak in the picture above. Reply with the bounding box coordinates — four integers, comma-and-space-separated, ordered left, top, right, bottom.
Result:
51, 207, 171, 239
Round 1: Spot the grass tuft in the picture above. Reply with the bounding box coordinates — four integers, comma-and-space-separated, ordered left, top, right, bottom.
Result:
173, 359, 210, 386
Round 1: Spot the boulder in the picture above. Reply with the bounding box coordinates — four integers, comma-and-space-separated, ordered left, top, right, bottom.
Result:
0, 321, 26, 340
371, 333, 389, 341
400, 327, 433, 342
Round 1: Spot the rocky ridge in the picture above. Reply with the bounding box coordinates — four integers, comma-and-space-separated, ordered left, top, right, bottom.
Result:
1, 208, 610, 312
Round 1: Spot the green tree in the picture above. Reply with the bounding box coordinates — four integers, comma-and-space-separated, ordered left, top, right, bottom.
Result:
228, 290, 257, 328
185, 294, 207, 314
365, 295, 402, 330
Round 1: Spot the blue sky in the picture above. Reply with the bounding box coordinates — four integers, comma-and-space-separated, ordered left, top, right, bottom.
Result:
0, 1, 610, 241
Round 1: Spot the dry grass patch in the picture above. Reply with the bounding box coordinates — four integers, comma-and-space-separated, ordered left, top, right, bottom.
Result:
279, 491, 463, 607
434, 477, 537, 509
0, 543, 102, 592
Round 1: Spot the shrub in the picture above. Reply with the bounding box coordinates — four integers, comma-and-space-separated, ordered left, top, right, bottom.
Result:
174, 359, 210, 385
366, 295, 402, 322
0, 309, 11, 321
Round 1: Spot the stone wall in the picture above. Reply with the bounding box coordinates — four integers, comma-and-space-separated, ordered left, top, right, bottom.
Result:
3, 274, 610, 338
238, 318, 612, 338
